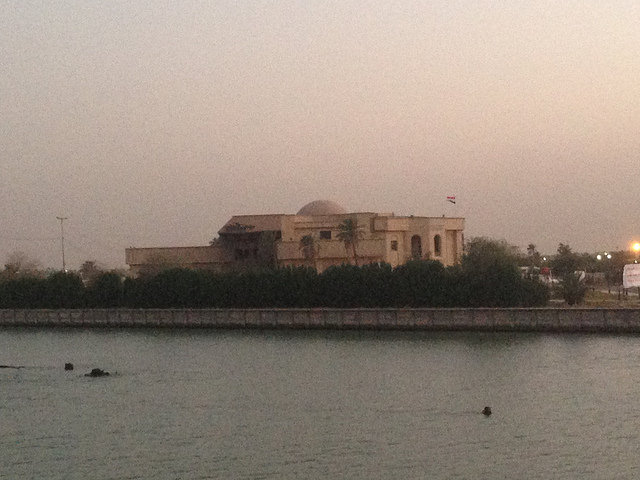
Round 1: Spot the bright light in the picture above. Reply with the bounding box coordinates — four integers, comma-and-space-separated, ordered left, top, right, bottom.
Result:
633, 242, 640, 252
607, 254, 612, 259
596, 254, 602, 261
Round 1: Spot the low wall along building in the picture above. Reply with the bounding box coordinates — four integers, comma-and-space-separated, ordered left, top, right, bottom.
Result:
125, 199, 464, 275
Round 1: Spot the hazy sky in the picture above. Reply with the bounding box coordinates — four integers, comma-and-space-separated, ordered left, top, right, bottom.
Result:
2, 0, 639, 269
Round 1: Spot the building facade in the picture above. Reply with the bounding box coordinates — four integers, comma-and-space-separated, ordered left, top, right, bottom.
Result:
125, 200, 464, 275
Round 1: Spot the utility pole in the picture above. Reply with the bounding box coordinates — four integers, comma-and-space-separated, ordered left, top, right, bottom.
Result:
56, 216, 68, 271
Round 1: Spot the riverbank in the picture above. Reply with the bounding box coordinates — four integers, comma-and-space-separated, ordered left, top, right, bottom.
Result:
2, 308, 640, 333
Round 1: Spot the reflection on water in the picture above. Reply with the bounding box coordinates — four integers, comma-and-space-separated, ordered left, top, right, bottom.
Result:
1, 328, 640, 479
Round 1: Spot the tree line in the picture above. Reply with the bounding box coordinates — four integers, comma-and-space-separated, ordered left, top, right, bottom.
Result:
521, 242, 637, 305
0, 238, 549, 309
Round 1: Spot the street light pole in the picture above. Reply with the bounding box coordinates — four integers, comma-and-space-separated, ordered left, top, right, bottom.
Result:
56, 216, 68, 271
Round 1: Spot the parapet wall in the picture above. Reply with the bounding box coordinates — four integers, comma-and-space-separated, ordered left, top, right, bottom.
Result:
1, 308, 640, 333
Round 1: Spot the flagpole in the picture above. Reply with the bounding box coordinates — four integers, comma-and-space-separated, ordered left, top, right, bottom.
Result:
445, 195, 456, 216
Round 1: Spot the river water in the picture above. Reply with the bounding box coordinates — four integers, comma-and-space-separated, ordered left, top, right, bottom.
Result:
1, 327, 640, 479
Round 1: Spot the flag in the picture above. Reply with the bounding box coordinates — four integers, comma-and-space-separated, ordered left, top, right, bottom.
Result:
446, 195, 456, 204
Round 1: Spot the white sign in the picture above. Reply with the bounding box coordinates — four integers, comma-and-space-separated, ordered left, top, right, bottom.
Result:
623, 264, 640, 288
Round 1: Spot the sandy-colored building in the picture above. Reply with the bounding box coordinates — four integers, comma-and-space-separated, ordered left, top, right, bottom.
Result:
125, 200, 464, 275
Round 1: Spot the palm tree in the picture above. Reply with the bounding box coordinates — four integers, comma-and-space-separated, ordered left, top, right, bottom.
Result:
337, 217, 363, 266
526, 243, 541, 276
299, 234, 319, 270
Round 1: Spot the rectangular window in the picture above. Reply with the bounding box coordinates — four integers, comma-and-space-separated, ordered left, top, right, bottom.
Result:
319, 230, 332, 239
390, 240, 398, 251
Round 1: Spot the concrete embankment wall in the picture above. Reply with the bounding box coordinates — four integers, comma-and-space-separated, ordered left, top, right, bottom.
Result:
2, 308, 640, 333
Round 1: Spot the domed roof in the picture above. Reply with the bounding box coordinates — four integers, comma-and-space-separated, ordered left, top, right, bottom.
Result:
297, 199, 347, 216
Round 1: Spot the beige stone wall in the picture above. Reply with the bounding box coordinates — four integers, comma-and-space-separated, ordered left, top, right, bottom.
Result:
4, 308, 640, 333
126, 211, 464, 274
373, 217, 410, 231
125, 246, 231, 275
278, 237, 386, 269
283, 213, 464, 270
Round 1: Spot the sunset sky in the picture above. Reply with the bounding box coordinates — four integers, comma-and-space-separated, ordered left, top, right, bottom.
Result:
2, 0, 639, 269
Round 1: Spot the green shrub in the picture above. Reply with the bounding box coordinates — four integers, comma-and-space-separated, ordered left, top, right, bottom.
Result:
1, 244, 550, 309
560, 273, 587, 306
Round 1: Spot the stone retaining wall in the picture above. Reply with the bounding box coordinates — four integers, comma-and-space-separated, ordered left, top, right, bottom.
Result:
1, 308, 640, 332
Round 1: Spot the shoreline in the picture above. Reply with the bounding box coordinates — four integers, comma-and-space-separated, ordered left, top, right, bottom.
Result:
2, 308, 640, 333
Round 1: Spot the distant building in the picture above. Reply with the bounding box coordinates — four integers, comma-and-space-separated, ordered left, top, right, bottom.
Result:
125, 200, 464, 275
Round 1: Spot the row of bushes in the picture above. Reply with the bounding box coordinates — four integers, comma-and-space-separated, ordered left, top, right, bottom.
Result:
0, 260, 549, 309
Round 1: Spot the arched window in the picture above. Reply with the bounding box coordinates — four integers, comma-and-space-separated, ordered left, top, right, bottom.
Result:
411, 235, 422, 259
434, 234, 442, 257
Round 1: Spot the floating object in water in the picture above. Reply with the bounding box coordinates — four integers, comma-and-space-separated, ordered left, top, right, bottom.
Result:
0, 365, 24, 369
85, 368, 110, 377
65, 363, 74, 371
482, 406, 492, 416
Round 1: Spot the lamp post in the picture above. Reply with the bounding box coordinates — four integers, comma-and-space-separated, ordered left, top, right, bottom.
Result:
597, 252, 613, 294
56, 216, 68, 272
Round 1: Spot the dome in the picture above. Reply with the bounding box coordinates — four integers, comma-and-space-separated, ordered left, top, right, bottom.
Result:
297, 199, 347, 216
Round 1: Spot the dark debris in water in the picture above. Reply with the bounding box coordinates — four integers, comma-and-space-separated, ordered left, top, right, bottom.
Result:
85, 368, 110, 377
